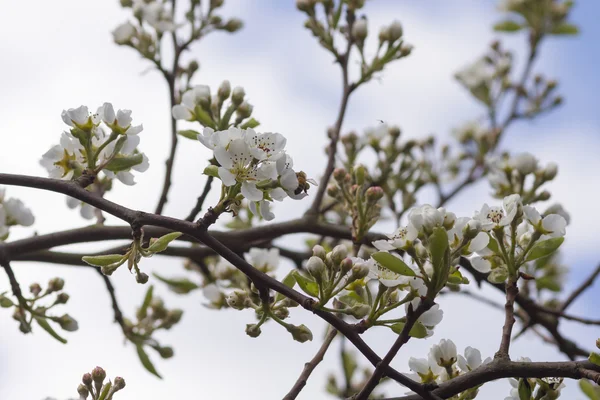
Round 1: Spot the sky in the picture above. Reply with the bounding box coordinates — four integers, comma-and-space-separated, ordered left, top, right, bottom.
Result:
0, 1, 599, 399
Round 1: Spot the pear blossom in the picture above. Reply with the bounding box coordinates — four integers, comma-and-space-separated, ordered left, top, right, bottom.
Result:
447, 217, 488, 252
455, 58, 493, 89
245, 131, 286, 161
97, 103, 143, 137
544, 203, 570, 224
408, 205, 446, 234
3, 198, 35, 227
474, 194, 522, 231
134, 0, 176, 33
509, 152, 538, 175
418, 304, 444, 332
430, 339, 457, 367
244, 248, 279, 273
407, 356, 444, 383
61, 105, 98, 128
249, 200, 275, 221
523, 206, 566, 237
452, 120, 488, 143
374, 224, 419, 252
457, 346, 491, 372
202, 283, 224, 309
66, 197, 95, 220
172, 85, 211, 121
40, 132, 84, 180
112, 21, 136, 44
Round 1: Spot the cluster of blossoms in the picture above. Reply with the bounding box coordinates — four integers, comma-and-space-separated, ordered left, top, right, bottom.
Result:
195, 126, 315, 220
0, 188, 35, 238
407, 339, 490, 388
40, 103, 149, 186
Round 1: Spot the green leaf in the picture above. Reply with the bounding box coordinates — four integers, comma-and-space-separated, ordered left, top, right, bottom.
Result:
194, 106, 217, 129
34, 316, 67, 344
293, 271, 319, 298
493, 20, 523, 32
429, 228, 449, 270
525, 237, 564, 261
551, 23, 579, 35
178, 129, 200, 140
341, 350, 357, 383
580, 379, 600, 400
240, 118, 260, 129
146, 232, 183, 253
136, 344, 162, 379
139, 285, 154, 320
590, 352, 600, 366
371, 252, 415, 276
518, 378, 532, 400
275, 271, 296, 303
487, 234, 500, 253
82, 254, 125, 267
203, 165, 220, 178
152, 273, 199, 294
97, 381, 112, 400
447, 270, 468, 285
536, 276, 561, 292
390, 321, 428, 339
104, 153, 144, 172
0, 295, 14, 308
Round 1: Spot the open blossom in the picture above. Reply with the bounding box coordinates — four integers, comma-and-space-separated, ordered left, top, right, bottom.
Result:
172, 85, 211, 121
244, 248, 279, 273
474, 194, 521, 231
407, 356, 444, 383
3, 198, 35, 227
409, 205, 454, 234
447, 217, 488, 252
430, 339, 457, 367
364, 257, 412, 287
457, 346, 491, 372
523, 206, 566, 237
133, 0, 176, 32
40, 132, 83, 180
452, 120, 488, 143
372, 224, 418, 251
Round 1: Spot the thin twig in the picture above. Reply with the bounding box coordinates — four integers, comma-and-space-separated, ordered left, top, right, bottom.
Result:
185, 176, 214, 221
283, 328, 338, 400
560, 263, 600, 311
96, 269, 127, 333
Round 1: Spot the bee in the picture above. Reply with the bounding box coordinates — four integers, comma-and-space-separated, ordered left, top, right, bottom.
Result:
294, 171, 318, 195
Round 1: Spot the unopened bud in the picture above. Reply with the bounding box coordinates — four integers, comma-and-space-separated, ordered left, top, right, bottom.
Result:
47, 277, 65, 293
226, 290, 248, 310
287, 323, 313, 343
443, 212, 456, 230
113, 376, 126, 391
543, 162, 558, 180
245, 323, 261, 338
236, 101, 253, 118
136, 272, 149, 284
218, 80, 231, 100
223, 18, 243, 33
91, 367, 106, 386
55, 292, 70, 305
327, 184, 340, 198
351, 19, 368, 42
400, 43, 413, 57
351, 262, 370, 280
378, 26, 390, 43
231, 86, 245, 105
188, 60, 199, 74
547, 80, 557, 90
166, 309, 183, 324
365, 186, 384, 202
306, 256, 326, 279
58, 314, 79, 332
333, 168, 347, 182
77, 384, 89, 398
340, 258, 353, 274
273, 307, 289, 319
120, 0, 133, 6
538, 190, 551, 201
312, 245, 327, 260
157, 346, 174, 359
553, 96, 563, 106
331, 245, 348, 264
463, 219, 482, 240
210, 0, 224, 8
596, 338, 600, 349
388, 20, 403, 42
296, 0, 315, 12
29, 283, 42, 297
82, 373, 93, 386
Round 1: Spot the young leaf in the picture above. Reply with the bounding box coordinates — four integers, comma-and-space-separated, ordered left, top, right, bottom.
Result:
580, 379, 600, 400
153, 273, 199, 294
590, 352, 600, 367
136, 344, 162, 379
0, 295, 14, 308
371, 252, 415, 276
293, 271, 319, 298
493, 20, 522, 32
139, 285, 154, 320
525, 237, 564, 261
34, 316, 67, 344
390, 321, 428, 339
178, 129, 200, 140
240, 118, 260, 129
97, 381, 112, 400
82, 254, 125, 267
551, 23, 579, 35
146, 232, 183, 253
104, 153, 144, 172
275, 271, 296, 303
203, 165, 220, 178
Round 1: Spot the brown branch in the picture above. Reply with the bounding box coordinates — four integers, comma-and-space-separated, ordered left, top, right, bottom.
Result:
561, 263, 600, 312
382, 359, 600, 400
495, 278, 519, 359
96, 269, 127, 334
283, 328, 338, 400
185, 176, 214, 221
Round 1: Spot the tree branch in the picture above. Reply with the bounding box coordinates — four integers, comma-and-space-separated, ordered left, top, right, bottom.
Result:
185, 176, 214, 221
495, 278, 519, 359
560, 262, 600, 312
283, 327, 338, 400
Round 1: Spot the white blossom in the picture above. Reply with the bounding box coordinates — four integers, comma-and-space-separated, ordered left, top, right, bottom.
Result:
372, 224, 419, 251
474, 194, 522, 231
408, 205, 446, 234
455, 58, 493, 89
244, 248, 279, 273
523, 206, 567, 237
3, 198, 35, 226
457, 346, 491, 372
112, 21, 136, 44
365, 257, 411, 287
172, 85, 211, 121
430, 339, 457, 367
66, 197, 95, 220
249, 200, 275, 221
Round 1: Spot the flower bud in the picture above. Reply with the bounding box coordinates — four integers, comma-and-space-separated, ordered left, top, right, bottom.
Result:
120, 0, 133, 6
537, 190, 551, 201
210, 0, 224, 8
306, 256, 326, 279
333, 168, 347, 182
245, 323, 261, 338
596, 338, 600, 349
55, 292, 70, 305
287, 323, 313, 343
378, 26, 390, 43
331, 245, 348, 264
136, 272, 149, 284
226, 290, 248, 310
236, 101, 253, 119
510, 153, 538, 175
543, 162, 558, 180
29, 283, 42, 297
351, 262, 370, 280
82, 373, 93, 386
400, 43, 414, 57
443, 211, 456, 230
47, 277, 65, 293
58, 314, 79, 332
231, 86, 245, 106
327, 184, 340, 198
218, 80, 231, 100
414, 242, 428, 259
351, 19, 368, 42
166, 309, 183, 325
157, 346, 174, 359
223, 18, 244, 33
77, 384, 89, 398
113, 376, 126, 391
388, 20, 403, 42
350, 304, 371, 319
365, 186, 384, 203
296, 0, 315, 12
273, 307, 289, 320
312, 245, 327, 260
91, 366, 106, 386
340, 257, 353, 274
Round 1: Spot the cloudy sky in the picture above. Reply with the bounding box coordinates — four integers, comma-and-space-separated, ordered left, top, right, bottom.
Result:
1, 1, 599, 399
